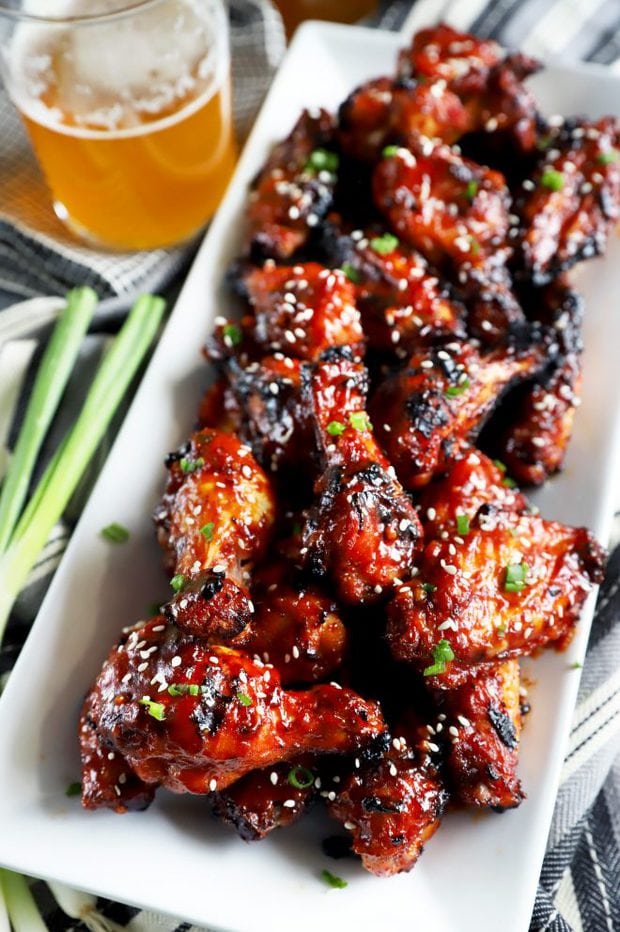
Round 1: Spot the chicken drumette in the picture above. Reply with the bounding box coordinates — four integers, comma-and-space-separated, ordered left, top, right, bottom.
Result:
81, 621, 386, 809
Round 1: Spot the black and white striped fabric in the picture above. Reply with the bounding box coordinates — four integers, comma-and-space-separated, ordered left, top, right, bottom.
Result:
1, 1, 619, 930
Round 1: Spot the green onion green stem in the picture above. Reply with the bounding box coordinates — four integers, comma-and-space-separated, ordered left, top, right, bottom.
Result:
0, 870, 48, 932
0, 294, 165, 643
0, 287, 98, 553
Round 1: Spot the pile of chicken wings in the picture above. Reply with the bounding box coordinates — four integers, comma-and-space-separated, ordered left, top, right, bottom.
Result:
81, 25, 618, 877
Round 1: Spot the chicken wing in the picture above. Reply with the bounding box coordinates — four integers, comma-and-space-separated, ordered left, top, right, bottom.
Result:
300, 347, 423, 603
81, 622, 387, 801
419, 450, 527, 540
154, 429, 275, 639
324, 717, 447, 876
246, 109, 338, 260
370, 340, 543, 488
323, 216, 466, 353
441, 659, 524, 810
386, 507, 606, 686
517, 116, 620, 283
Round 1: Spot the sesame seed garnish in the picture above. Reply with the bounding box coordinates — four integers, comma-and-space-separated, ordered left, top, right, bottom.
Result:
457, 716, 471, 728
448, 726, 459, 737
152, 624, 165, 632
171, 656, 182, 668
137, 662, 148, 672
270, 771, 279, 785
292, 645, 300, 659
389, 762, 398, 777
107, 752, 116, 761
209, 779, 217, 792
426, 507, 437, 520
283, 799, 296, 808
344, 821, 356, 830
392, 738, 402, 751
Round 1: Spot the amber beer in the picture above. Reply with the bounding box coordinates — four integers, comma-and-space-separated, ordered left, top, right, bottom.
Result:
8, 0, 236, 250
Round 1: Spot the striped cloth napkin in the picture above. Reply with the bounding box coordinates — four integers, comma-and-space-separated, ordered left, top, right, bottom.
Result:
1, 2, 619, 930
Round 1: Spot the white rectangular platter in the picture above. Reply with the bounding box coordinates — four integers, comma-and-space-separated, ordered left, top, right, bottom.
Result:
1, 22, 620, 932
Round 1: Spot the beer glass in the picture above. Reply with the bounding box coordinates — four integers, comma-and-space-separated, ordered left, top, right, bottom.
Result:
0, 1, 237, 250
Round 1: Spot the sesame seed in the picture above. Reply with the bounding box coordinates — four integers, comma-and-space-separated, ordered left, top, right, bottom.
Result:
389, 763, 398, 777
427, 507, 437, 520
121, 673, 132, 684
171, 656, 182, 668
118, 773, 127, 784
270, 771, 279, 785
457, 715, 471, 728
152, 624, 165, 632
448, 726, 459, 737
107, 752, 116, 761
137, 662, 148, 672
344, 821, 356, 830
427, 742, 440, 753
283, 799, 296, 808
209, 779, 217, 792
392, 738, 402, 751
328, 791, 336, 801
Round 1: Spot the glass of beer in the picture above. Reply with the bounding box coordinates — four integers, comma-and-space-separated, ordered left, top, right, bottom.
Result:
0, 0, 237, 250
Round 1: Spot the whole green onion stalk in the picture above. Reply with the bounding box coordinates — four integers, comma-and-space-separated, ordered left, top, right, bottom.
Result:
0, 293, 165, 642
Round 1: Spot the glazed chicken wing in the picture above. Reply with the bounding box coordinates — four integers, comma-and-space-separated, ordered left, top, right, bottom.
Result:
240, 261, 364, 361
441, 659, 524, 810
81, 621, 386, 803
370, 340, 543, 488
419, 450, 527, 540
232, 562, 348, 685
323, 216, 466, 353
498, 283, 583, 484
246, 109, 337, 260
517, 117, 620, 283
153, 429, 275, 639
386, 507, 606, 686
325, 717, 447, 876
212, 760, 316, 841
300, 347, 423, 603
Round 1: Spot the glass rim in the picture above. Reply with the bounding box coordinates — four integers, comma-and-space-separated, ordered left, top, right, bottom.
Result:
0, 0, 173, 26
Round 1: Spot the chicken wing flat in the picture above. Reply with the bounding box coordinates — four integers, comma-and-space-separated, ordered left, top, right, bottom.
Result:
373, 143, 511, 273
370, 340, 543, 488
498, 283, 583, 484
517, 117, 620, 283
386, 507, 605, 686
240, 262, 364, 361
323, 216, 466, 353
301, 347, 423, 603
81, 622, 386, 801
441, 659, 524, 810
419, 450, 527, 540
325, 717, 447, 876
396, 25, 540, 153
232, 561, 348, 685
154, 429, 275, 639
246, 109, 337, 260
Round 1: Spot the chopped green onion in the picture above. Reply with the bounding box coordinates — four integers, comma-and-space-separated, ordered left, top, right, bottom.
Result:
222, 323, 243, 346
464, 180, 478, 200
139, 697, 166, 721
445, 378, 470, 397
423, 639, 455, 676
456, 513, 470, 536
0, 287, 98, 554
501, 476, 517, 489
382, 145, 400, 158
0, 868, 49, 932
493, 459, 507, 473
179, 456, 204, 473
536, 133, 553, 151
170, 574, 186, 593
541, 169, 564, 191
100, 522, 130, 544
305, 148, 339, 174
341, 262, 361, 284
65, 782, 82, 797
468, 236, 480, 256
320, 869, 348, 889
168, 683, 201, 697
570, 661, 583, 670
349, 411, 372, 431
370, 233, 399, 255
504, 562, 529, 593
288, 765, 314, 789
596, 149, 618, 166
200, 522, 215, 540
0, 294, 166, 644
421, 582, 437, 594
147, 600, 163, 616
237, 691, 252, 707
326, 420, 346, 436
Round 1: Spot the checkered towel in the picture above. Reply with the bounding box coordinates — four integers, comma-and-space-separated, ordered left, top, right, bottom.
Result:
1, 2, 619, 930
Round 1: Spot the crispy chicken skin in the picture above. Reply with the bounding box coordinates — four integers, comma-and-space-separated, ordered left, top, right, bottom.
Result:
231, 562, 348, 685
517, 117, 620, 283
323, 216, 466, 353
154, 429, 275, 639
246, 109, 337, 260
371, 340, 543, 488
499, 283, 583, 484
441, 659, 524, 810
212, 760, 315, 841
81, 623, 386, 800
325, 718, 447, 875
419, 450, 527, 540
301, 348, 423, 603
241, 262, 364, 361
387, 507, 605, 686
